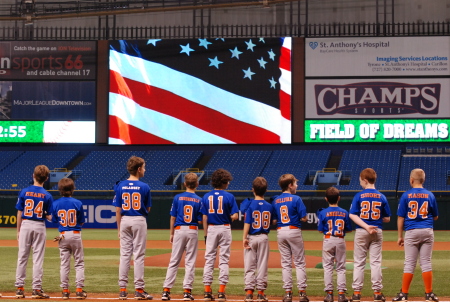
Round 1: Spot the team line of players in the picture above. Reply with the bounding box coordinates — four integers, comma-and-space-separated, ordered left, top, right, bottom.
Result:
13, 156, 439, 302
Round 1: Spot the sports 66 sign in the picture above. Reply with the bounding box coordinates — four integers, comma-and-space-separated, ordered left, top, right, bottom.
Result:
0, 41, 96, 80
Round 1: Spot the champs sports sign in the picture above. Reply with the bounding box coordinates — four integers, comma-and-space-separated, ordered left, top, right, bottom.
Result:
305, 79, 450, 119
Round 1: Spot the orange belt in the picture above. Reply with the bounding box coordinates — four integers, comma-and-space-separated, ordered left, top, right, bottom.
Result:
324, 235, 343, 239
175, 225, 198, 230
61, 231, 80, 234
208, 224, 230, 226
277, 225, 299, 230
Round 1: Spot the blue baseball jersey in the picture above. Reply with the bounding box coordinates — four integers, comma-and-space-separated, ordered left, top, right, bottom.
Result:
16, 185, 53, 221
240, 198, 252, 214
272, 193, 307, 228
50, 197, 85, 232
317, 206, 352, 236
397, 187, 439, 231
350, 188, 391, 229
113, 179, 152, 216
170, 192, 203, 227
201, 189, 239, 225
244, 199, 276, 235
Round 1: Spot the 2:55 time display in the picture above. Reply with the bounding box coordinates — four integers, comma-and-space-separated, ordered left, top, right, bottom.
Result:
0, 126, 26, 138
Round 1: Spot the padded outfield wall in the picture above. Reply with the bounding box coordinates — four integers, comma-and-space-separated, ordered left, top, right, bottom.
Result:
1, 194, 449, 230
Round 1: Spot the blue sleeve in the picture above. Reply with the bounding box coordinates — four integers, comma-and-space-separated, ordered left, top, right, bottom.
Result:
200, 197, 208, 215
317, 211, 324, 232
15, 192, 25, 211
230, 196, 239, 215
344, 213, 353, 232
240, 198, 251, 213
382, 196, 391, 217
244, 206, 252, 224
397, 193, 408, 217
349, 195, 360, 215
429, 194, 439, 217
112, 189, 121, 208
170, 197, 178, 217
272, 204, 279, 221
78, 202, 85, 225
144, 187, 152, 208
296, 197, 307, 218
51, 203, 59, 223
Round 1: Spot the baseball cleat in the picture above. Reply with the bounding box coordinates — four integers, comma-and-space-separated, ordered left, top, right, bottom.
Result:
62, 290, 70, 300
256, 294, 268, 302
134, 291, 153, 300
338, 293, 349, 302
392, 291, 407, 302
324, 292, 334, 302
245, 294, 254, 302
32, 289, 50, 299
162, 291, 171, 301
299, 291, 309, 302
16, 288, 25, 299
425, 292, 439, 302
119, 290, 128, 300
204, 292, 215, 301
351, 294, 361, 302
217, 292, 226, 302
183, 292, 194, 301
76, 290, 88, 300
374, 293, 386, 302
282, 292, 293, 302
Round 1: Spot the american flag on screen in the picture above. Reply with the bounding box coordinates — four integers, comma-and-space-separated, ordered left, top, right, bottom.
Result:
108, 37, 291, 144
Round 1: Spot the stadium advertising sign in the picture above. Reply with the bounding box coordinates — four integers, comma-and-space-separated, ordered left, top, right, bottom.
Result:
305, 119, 450, 143
305, 79, 450, 119
0, 121, 95, 143
305, 37, 450, 77
1, 81, 96, 120
0, 41, 96, 80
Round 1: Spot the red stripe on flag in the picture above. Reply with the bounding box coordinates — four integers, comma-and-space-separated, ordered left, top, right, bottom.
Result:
110, 70, 282, 144
279, 47, 291, 72
109, 115, 175, 144
279, 90, 291, 121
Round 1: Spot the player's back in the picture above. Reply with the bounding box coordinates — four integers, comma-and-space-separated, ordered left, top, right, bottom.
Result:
399, 187, 438, 230
172, 191, 202, 226
201, 189, 238, 225
114, 179, 151, 217
245, 199, 275, 234
318, 206, 352, 237
52, 197, 85, 231
16, 185, 53, 221
350, 188, 390, 229
272, 192, 306, 228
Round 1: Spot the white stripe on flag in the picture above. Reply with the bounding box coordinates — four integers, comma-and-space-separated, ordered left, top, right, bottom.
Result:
109, 93, 235, 144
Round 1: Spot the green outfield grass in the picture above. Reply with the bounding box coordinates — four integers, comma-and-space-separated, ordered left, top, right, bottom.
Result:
0, 229, 448, 299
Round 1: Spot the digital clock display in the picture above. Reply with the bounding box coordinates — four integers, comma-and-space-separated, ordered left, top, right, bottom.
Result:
0, 121, 95, 143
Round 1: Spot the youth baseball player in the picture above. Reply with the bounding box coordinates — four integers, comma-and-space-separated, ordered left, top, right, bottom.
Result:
15, 165, 54, 299
50, 178, 87, 300
242, 177, 276, 302
317, 187, 352, 302
271, 174, 309, 302
114, 156, 153, 300
393, 169, 439, 302
349, 168, 391, 302
162, 173, 203, 301
202, 169, 239, 302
